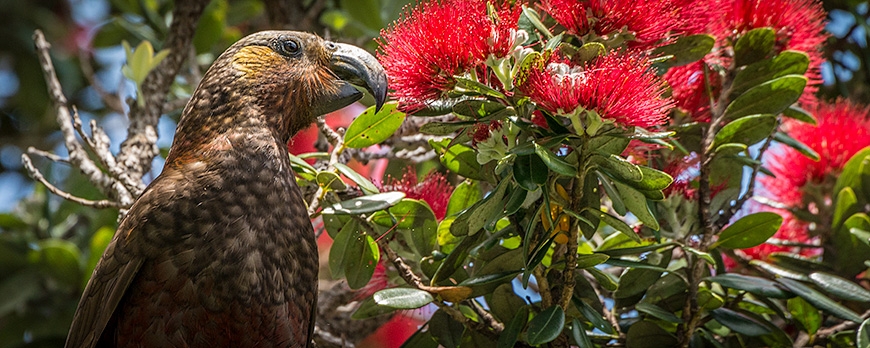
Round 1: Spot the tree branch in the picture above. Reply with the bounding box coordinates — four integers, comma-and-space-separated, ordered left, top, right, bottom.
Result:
115, 0, 209, 187
21, 154, 122, 209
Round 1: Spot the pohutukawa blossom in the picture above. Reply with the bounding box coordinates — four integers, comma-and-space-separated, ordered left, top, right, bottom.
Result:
761, 99, 870, 207
518, 51, 673, 129
380, 167, 454, 220
377, 0, 521, 111
540, 0, 683, 48
663, 61, 722, 122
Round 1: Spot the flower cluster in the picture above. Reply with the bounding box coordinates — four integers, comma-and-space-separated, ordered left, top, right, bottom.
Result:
540, 0, 685, 48
735, 100, 870, 262
380, 167, 454, 220
377, 0, 521, 111
518, 51, 673, 128
666, 0, 828, 120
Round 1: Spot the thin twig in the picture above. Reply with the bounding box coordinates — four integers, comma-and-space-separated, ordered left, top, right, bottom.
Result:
21, 154, 122, 209
27, 147, 69, 164
32, 30, 133, 207
78, 49, 126, 114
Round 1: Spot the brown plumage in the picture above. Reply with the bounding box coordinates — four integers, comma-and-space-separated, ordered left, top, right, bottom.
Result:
65, 31, 387, 348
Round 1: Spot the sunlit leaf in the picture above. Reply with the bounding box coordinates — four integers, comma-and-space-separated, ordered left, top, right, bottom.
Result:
344, 103, 406, 148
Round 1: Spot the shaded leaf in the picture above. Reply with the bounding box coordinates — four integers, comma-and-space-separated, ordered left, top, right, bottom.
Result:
710, 308, 771, 336
724, 75, 807, 120
707, 273, 792, 299
733, 27, 775, 67
778, 278, 863, 323
626, 320, 678, 348
711, 212, 782, 249
335, 163, 379, 194
527, 306, 565, 345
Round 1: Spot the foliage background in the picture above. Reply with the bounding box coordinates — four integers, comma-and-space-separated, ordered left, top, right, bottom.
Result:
0, 0, 867, 347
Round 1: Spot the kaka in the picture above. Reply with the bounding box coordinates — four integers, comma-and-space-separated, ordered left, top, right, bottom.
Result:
64, 31, 387, 347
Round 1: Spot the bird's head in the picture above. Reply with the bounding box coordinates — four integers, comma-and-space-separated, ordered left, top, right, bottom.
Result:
176, 31, 387, 144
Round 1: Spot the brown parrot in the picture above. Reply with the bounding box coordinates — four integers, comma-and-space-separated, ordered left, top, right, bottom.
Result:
64, 31, 387, 348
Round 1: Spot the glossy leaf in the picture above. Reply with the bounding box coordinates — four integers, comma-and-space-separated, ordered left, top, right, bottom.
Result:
534, 143, 577, 177
653, 34, 716, 67
707, 273, 792, 299
577, 208, 641, 243
733, 27, 776, 67
527, 306, 565, 345
773, 131, 820, 161
712, 114, 777, 149
513, 154, 548, 190
345, 232, 380, 290
593, 153, 643, 182
372, 199, 437, 256
778, 278, 863, 323
614, 181, 660, 230
724, 75, 807, 120
335, 163, 379, 194
711, 212, 782, 249
430, 139, 486, 181
731, 50, 810, 95
833, 147, 870, 204
344, 102, 406, 148
497, 306, 528, 348
446, 180, 481, 217
858, 318, 870, 348
321, 191, 405, 215
788, 296, 821, 335
625, 320, 678, 348
808, 272, 870, 302
710, 308, 771, 336
452, 99, 506, 118
571, 318, 594, 347
373, 288, 434, 309
352, 296, 397, 319
316, 171, 347, 191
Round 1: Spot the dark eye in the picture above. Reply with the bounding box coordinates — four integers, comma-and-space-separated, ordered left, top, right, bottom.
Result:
277, 39, 301, 57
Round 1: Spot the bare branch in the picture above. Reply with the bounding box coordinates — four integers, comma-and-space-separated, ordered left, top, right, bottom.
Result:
116, 0, 209, 184
32, 30, 134, 207
22, 154, 122, 209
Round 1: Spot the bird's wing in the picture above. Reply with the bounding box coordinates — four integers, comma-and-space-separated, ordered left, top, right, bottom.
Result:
64, 236, 143, 348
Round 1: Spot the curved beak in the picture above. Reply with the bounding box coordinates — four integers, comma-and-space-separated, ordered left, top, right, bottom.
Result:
318, 42, 388, 116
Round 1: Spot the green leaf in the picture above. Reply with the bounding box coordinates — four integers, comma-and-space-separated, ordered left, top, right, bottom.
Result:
833, 188, 859, 231
712, 114, 777, 149
613, 255, 668, 299
86, 227, 114, 286
833, 148, 870, 205
452, 99, 507, 118
328, 220, 358, 278
373, 288, 434, 309
707, 274, 792, 299
575, 253, 610, 269
527, 306, 565, 345
773, 131, 820, 161
513, 154, 548, 190
446, 180, 482, 217
625, 320, 678, 348
340, 0, 383, 30
420, 121, 474, 136
571, 318, 594, 348
751, 260, 810, 281
653, 34, 715, 67
731, 50, 810, 95
858, 318, 870, 348
0, 272, 41, 317
454, 77, 507, 99
335, 163, 379, 194
710, 308, 772, 336
782, 105, 817, 124
352, 296, 397, 319
576, 208, 641, 243
344, 103, 406, 148
808, 272, 870, 302
636, 302, 683, 323
28, 239, 82, 288
711, 212, 782, 249
372, 199, 438, 256
430, 139, 486, 181
429, 309, 465, 348
634, 166, 673, 191
534, 143, 577, 177
788, 296, 821, 335
778, 278, 863, 323
316, 171, 347, 191
614, 181, 660, 230
322, 191, 405, 215
345, 232, 380, 290
497, 306, 528, 348
451, 179, 508, 236
592, 154, 643, 182
724, 75, 807, 120
573, 42, 606, 63
733, 27, 776, 67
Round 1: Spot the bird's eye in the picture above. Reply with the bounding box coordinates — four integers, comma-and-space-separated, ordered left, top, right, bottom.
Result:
277, 39, 301, 57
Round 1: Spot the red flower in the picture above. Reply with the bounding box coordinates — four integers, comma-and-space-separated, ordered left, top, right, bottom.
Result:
377, 0, 521, 111
518, 51, 673, 129
663, 61, 722, 122
380, 167, 454, 220
761, 99, 870, 207
540, 0, 684, 48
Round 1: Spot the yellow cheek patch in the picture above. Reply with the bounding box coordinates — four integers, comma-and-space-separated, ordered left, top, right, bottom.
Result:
231, 46, 285, 77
